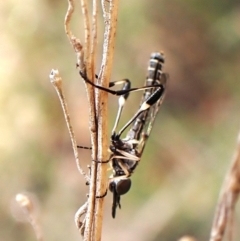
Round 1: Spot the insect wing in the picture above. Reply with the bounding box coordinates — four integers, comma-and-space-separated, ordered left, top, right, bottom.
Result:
137, 73, 167, 156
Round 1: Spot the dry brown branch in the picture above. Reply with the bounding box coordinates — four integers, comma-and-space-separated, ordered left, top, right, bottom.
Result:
210, 132, 240, 241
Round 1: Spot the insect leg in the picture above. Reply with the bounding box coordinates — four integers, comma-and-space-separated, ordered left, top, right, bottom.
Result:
77, 145, 92, 150
80, 71, 164, 96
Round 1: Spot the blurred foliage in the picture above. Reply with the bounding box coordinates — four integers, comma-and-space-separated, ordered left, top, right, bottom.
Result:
1, 0, 240, 241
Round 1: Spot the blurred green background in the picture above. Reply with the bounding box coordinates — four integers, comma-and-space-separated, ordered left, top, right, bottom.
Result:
1, 0, 240, 241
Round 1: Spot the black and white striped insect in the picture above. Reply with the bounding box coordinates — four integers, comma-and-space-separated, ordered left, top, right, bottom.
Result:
80, 52, 167, 218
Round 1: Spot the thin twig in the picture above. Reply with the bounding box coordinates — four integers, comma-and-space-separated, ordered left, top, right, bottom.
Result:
86, 0, 101, 240
65, 0, 84, 70
210, 131, 240, 241
64, 1, 98, 240
77, 0, 99, 240
49, 69, 89, 182
80, 0, 91, 65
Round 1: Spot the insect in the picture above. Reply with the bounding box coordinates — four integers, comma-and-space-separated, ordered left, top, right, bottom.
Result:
79, 52, 167, 218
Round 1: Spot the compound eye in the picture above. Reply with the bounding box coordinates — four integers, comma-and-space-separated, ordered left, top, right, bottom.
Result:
110, 178, 131, 195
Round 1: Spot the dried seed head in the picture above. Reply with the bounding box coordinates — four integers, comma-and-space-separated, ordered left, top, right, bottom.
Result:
15, 193, 33, 212
11, 192, 37, 222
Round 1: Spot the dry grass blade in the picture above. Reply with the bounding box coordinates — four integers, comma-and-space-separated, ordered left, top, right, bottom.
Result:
210, 132, 240, 241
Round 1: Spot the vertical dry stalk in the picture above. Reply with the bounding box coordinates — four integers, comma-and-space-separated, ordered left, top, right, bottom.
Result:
64, 1, 98, 239
64, 0, 119, 240
93, 1, 119, 240
82, 0, 99, 240
210, 131, 240, 241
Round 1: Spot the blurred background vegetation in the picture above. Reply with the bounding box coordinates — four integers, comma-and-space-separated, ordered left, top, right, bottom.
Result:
1, 0, 240, 241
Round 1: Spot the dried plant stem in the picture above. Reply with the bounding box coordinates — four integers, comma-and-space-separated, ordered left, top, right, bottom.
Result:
65, 2, 98, 240
92, 1, 120, 240
83, 0, 102, 240
210, 131, 240, 241
65, 0, 84, 70
63, 0, 119, 240
49, 69, 89, 182
80, 0, 91, 63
